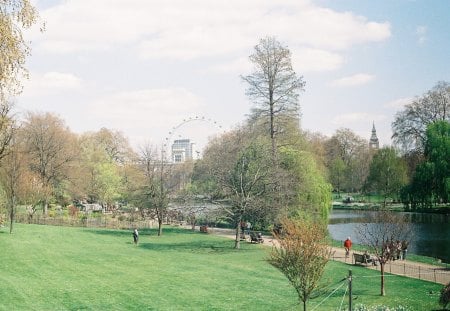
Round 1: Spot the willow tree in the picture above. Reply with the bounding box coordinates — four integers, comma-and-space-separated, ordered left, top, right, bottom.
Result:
242, 36, 305, 160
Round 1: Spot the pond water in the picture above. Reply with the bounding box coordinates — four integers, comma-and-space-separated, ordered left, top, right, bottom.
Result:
328, 209, 450, 263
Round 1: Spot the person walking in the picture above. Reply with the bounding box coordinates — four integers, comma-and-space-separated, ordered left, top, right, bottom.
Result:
133, 228, 139, 245
344, 237, 352, 257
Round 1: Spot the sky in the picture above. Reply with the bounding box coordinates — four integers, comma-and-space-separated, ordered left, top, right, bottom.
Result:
17, 0, 450, 154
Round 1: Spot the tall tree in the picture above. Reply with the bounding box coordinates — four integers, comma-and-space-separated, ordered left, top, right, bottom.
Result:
20, 112, 78, 215
242, 36, 305, 159
365, 147, 407, 207
133, 144, 173, 236
325, 128, 370, 193
0, 128, 22, 233
270, 217, 331, 311
405, 121, 450, 208
76, 130, 132, 209
0, 0, 40, 101
392, 81, 449, 154
424, 121, 450, 203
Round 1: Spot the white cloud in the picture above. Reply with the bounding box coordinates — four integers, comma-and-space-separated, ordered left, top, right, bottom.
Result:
89, 88, 204, 128
207, 57, 252, 74
416, 25, 427, 45
332, 112, 386, 125
384, 97, 413, 109
292, 48, 344, 72
33, 0, 391, 60
22, 71, 83, 96
330, 73, 375, 87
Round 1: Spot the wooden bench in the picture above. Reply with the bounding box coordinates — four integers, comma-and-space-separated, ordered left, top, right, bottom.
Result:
353, 253, 373, 266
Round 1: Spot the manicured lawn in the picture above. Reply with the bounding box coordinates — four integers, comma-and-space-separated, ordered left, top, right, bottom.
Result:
0, 224, 443, 310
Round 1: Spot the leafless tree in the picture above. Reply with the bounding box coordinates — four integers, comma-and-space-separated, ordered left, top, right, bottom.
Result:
392, 81, 449, 154
20, 112, 78, 214
355, 210, 412, 296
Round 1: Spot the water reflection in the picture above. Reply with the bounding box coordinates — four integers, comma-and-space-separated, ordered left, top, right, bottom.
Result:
328, 209, 450, 263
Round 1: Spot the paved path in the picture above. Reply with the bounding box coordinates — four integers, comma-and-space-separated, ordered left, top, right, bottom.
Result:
205, 227, 450, 285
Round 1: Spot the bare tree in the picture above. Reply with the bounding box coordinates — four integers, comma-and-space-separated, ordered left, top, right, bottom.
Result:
392, 81, 449, 154
20, 112, 78, 214
133, 144, 174, 236
202, 128, 272, 249
242, 36, 305, 159
270, 217, 331, 311
355, 210, 412, 296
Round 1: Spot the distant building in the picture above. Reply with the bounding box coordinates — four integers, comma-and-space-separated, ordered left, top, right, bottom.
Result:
369, 122, 379, 149
171, 139, 194, 163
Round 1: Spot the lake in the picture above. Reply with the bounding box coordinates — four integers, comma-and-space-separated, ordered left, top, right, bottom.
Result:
328, 209, 450, 263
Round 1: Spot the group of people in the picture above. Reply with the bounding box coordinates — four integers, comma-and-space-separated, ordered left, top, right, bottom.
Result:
343, 236, 409, 261
384, 240, 408, 261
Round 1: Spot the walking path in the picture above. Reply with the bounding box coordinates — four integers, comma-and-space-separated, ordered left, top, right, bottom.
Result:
205, 226, 450, 285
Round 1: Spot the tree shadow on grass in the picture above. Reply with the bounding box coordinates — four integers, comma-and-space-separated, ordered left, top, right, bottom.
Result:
84, 226, 197, 237
138, 236, 259, 254
139, 241, 230, 254
83, 226, 259, 254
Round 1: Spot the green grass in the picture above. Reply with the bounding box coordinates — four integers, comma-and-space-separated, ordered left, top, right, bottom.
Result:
0, 224, 443, 310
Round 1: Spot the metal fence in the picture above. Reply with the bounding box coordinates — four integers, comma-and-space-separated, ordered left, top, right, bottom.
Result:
14, 214, 156, 230
378, 259, 450, 285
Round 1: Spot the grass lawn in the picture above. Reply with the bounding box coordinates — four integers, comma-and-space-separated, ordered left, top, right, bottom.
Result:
0, 224, 443, 310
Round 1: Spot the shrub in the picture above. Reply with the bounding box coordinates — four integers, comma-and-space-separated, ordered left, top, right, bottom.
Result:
440, 282, 450, 310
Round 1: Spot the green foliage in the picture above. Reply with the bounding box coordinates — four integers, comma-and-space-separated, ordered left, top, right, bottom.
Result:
402, 121, 450, 208
365, 147, 407, 206
270, 217, 331, 310
279, 147, 332, 219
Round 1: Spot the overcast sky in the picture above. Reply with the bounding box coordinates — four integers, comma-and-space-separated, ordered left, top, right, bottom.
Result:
18, 0, 450, 152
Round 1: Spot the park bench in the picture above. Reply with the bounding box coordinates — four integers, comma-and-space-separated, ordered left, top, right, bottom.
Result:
353, 253, 373, 266
249, 232, 264, 244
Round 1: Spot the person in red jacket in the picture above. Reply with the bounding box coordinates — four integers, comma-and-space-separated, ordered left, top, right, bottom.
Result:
344, 237, 352, 256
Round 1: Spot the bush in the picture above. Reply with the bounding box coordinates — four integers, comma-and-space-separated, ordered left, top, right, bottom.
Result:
440, 282, 450, 310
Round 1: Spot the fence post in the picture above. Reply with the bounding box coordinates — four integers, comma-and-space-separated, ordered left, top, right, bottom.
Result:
434, 269, 436, 283
348, 270, 353, 311
419, 266, 421, 280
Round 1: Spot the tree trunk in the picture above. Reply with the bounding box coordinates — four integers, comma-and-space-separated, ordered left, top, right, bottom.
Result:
303, 299, 306, 311
9, 201, 14, 234
158, 217, 163, 236
234, 223, 241, 249
380, 263, 386, 296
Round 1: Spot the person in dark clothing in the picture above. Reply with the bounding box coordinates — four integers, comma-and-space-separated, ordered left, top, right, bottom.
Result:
133, 228, 139, 245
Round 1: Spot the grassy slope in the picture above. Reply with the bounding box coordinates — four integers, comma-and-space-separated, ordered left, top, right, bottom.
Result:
0, 224, 442, 310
